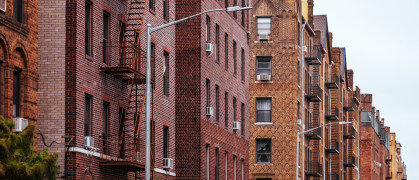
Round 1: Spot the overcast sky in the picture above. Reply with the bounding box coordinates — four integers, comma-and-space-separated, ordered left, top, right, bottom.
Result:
314, 0, 418, 178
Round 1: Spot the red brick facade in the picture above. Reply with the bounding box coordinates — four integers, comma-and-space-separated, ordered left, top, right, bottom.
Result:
175, 0, 250, 179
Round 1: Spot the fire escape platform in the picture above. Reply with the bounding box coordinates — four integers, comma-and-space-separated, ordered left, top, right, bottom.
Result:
305, 94, 322, 102
100, 66, 154, 84
99, 160, 145, 171
343, 106, 355, 111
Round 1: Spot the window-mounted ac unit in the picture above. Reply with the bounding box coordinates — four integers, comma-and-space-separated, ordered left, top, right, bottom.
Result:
163, 158, 174, 169
259, 34, 269, 41
206, 107, 214, 116
206, 43, 213, 53
0, 0, 6, 12
257, 74, 271, 81
233, 121, 240, 130
84, 136, 94, 148
12, 117, 28, 132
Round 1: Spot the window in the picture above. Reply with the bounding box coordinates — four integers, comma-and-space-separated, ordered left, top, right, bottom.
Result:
225, 91, 228, 129
233, 41, 237, 75
118, 107, 126, 158
256, 57, 272, 75
225, 0, 228, 8
206, 16, 210, 42
13, 0, 23, 23
163, 0, 169, 21
215, 24, 220, 63
163, 51, 169, 96
103, 101, 110, 154
215, 85, 220, 122
225, 33, 229, 70
149, 0, 155, 11
13, 70, 21, 117
256, 98, 271, 122
85, 1, 92, 56
103, 12, 110, 64
241, 159, 244, 180
297, 101, 300, 119
206, 79, 210, 107
225, 151, 228, 180
233, 0, 237, 18
119, 22, 126, 64
241, 103, 245, 136
163, 126, 169, 158
257, 17, 271, 38
241, 48, 245, 81
233, 97, 237, 123
241, 0, 245, 26
256, 139, 271, 163
215, 148, 219, 179
84, 94, 92, 136
233, 155, 237, 180
297, 22, 301, 45
206, 144, 210, 180
297, 61, 300, 85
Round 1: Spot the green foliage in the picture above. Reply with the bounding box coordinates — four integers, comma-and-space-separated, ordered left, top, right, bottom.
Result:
0, 116, 59, 180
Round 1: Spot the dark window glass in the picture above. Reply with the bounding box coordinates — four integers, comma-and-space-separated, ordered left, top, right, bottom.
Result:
163, 51, 169, 96
241, 48, 245, 81
13, 70, 21, 117
103, 101, 110, 154
149, 0, 155, 11
241, 103, 245, 136
163, 0, 169, 21
215, 85, 220, 122
119, 22, 126, 65
256, 139, 271, 163
163, 126, 169, 158
215, 24, 220, 63
233, 41, 237, 75
256, 98, 271, 122
206, 16, 211, 42
84, 94, 92, 136
206, 79, 210, 107
241, 0, 245, 26
256, 57, 272, 75
13, 0, 23, 23
225, 0, 228, 8
85, 1, 92, 56
233, 0, 237, 18
225, 33, 229, 70
103, 12, 110, 64
233, 97, 237, 122
118, 107, 126, 158
225, 91, 228, 129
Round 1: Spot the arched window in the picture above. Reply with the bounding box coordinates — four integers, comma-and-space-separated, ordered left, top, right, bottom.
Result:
12, 48, 27, 118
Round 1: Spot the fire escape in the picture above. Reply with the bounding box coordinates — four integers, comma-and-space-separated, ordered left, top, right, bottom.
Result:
99, 0, 155, 178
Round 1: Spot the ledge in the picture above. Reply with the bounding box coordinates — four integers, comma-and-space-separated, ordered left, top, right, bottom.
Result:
0, 14, 29, 37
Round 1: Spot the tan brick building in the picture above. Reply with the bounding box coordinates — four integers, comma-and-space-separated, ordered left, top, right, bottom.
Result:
389, 133, 407, 180
0, 0, 39, 132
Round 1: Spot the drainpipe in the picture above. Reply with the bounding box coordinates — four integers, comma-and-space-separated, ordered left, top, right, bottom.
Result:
300, 21, 307, 180
322, 49, 326, 180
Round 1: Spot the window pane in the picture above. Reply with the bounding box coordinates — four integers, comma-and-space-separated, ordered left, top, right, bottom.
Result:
257, 24, 271, 29
257, 99, 271, 110
257, 18, 271, 23
257, 111, 271, 122
256, 139, 271, 163
257, 69, 271, 74
257, 62, 271, 69
256, 98, 271, 122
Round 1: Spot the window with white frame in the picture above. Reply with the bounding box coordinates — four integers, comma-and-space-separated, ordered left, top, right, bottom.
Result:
257, 17, 271, 40
256, 57, 272, 75
256, 98, 271, 122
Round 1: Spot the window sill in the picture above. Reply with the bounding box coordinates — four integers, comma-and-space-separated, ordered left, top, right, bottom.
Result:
255, 80, 273, 84
254, 40, 273, 44
255, 122, 273, 125
85, 55, 93, 61
254, 162, 273, 166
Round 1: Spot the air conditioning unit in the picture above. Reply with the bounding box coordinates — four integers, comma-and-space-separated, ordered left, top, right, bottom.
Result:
84, 136, 94, 148
257, 74, 271, 81
0, 0, 6, 12
12, 118, 28, 132
206, 107, 214, 116
134, 152, 141, 162
233, 121, 240, 131
259, 34, 269, 41
206, 43, 213, 53
163, 158, 174, 169
303, 46, 308, 52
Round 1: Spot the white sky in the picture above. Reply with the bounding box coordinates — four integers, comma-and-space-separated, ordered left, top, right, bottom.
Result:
314, 0, 419, 178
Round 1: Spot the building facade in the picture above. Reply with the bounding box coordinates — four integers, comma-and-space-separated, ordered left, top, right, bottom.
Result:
0, 0, 39, 130
38, 0, 176, 179
174, 0, 250, 179
390, 133, 407, 180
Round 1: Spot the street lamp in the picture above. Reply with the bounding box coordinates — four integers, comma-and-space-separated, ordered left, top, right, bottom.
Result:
295, 121, 352, 180
144, 6, 252, 180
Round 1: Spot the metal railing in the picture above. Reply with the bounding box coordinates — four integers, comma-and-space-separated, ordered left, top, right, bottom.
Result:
344, 126, 355, 139
326, 140, 339, 153
325, 75, 339, 89
305, 45, 322, 65
328, 174, 339, 180
304, 122, 322, 140
326, 106, 339, 121
305, 85, 323, 102
305, 161, 322, 176
344, 155, 355, 167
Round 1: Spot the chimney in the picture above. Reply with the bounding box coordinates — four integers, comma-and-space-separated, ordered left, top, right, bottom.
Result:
347, 70, 354, 90
361, 94, 373, 111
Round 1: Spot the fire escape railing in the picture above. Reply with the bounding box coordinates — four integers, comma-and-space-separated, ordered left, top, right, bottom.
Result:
325, 75, 339, 89
326, 106, 339, 121
305, 85, 323, 102
325, 141, 339, 153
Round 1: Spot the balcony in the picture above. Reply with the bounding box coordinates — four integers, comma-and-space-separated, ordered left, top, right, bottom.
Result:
305, 161, 322, 177
343, 100, 355, 111
328, 174, 339, 180
343, 126, 355, 139
305, 46, 322, 65
325, 107, 339, 121
325, 75, 339, 89
353, 91, 360, 105
304, 123, 322, 140
344, 155, 355, 167
385, 155, 392, 163
325, 141, 339, 153
100, 41, 155, 84
305, 86, 323, 102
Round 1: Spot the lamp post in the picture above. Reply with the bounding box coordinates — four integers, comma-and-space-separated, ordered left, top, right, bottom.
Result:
144, 6, 252, 180
295, 122, 352, 180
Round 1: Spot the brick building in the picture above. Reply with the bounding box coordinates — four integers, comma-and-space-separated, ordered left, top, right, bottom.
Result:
174, 0, 250, 179
38, 0, 176, 179
0, 0, 39, 129
389, 132, 407, 180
